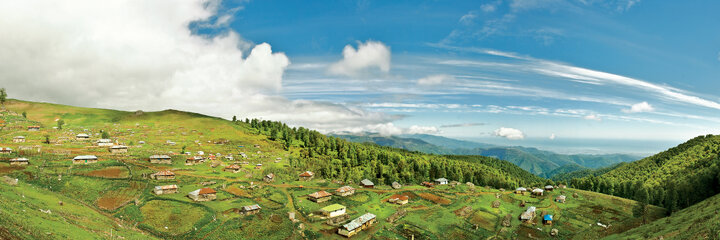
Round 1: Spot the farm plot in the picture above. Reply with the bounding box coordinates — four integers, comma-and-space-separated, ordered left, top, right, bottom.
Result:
96, 181, 145, 210
139, 200, 210, 235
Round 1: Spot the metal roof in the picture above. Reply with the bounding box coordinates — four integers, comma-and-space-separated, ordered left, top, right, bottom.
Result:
543, 215, 553, 221
361, 179, 374, 186
435, 178, 448, 182
309, 191, 332, 198
336, 186, 355, 193
342, 213, 376, 231
149, 155, 171, 159
110, 145, 128, 149
516, 187, 527, 191
76, 133, 90, 137
154, 185, 178, 190
10, 158, 29, 161
73, 155, 97, 160
13, 136, 25, 139
320, 204, 346, 213
243, 204, 261, 211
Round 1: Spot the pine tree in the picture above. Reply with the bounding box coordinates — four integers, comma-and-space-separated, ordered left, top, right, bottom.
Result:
632, 187, 650, 224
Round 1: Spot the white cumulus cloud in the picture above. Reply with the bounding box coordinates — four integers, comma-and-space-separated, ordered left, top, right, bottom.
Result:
584, 114, 602, 121
493, 127, 525, 140
328, 41, 391, 77
622, 101, 654, 113
0, 0, 399, 133
417, 74, 454, 86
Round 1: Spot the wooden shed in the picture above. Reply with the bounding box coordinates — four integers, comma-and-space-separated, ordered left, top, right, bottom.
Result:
153, 185, 178, 195
72, 155, 98, 164
149, 155, 172, 164
10, 158, 29, 166
299, 171, 314, 181
188, 188, 217, 202
338, 213, 376, 237
151, 170, 175, 180
13, 136, 25, 143
308, 190, 332, 203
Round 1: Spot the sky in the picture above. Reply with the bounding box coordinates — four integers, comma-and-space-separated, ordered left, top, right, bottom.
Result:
1, 0, 719, 154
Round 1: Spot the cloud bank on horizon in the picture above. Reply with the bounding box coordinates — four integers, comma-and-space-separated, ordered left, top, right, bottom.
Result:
1, 0, 719, 146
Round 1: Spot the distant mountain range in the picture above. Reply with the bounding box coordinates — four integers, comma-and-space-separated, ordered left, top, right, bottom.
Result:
332, 133, 641, 178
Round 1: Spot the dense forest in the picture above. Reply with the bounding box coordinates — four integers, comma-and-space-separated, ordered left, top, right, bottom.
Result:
570, 135, 720, 213
243, 118, 544, 189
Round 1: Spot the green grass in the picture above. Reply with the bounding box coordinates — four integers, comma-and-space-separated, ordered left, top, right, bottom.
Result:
139, 200, 209, 235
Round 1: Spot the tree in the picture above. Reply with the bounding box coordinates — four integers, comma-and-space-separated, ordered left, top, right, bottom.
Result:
22, 111, 26, 118
632, 187, 650, 224
101, 131, 110, 139
232, 116, 237, 122
0, 88, 6, 105
43, 135, 50, 144
181, 145, 187, 154
57, 119, 65, 130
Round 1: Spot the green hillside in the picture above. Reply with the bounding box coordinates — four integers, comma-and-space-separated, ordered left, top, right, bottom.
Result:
604, 193, 720, 239
571, 135, 720, 212
0, 99, 672, 239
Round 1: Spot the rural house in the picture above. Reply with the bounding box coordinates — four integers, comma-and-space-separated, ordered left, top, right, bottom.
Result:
96, 139, 113, 146
360, 179, 374, 188
308, 190, 332, 203
263, 173, 275, 182
76, 133, 90, 140
391, 181, 402, 189
388, 194, 409, 205
188, 188, 217, 202
545, 185, 554, 191
13, 136, 25, 143
224, 164, 241, 173
27, 126, 40, 131
532, 188, 544, 196
185, 156, 204, 165
0, 147, 12, 154
320, 204, 347, 218
543, 214, 553, 225
10, 158, 29, 166
149, 155, 172, 164
109, 145, 128, 154
515, 187, 527, 195
556, 195, 566, 203
558, 184, 567, 189
338, 213, 377, 237
434, 178, 449, 185
240, 204, 261, 216
421, 181, 434, 188
72, 155, 98, 164
299, 171, 314, 181
335, 186, 356, 196
519, 206, 536, 222
153, 185, 178, 195
151, 170, 175, 180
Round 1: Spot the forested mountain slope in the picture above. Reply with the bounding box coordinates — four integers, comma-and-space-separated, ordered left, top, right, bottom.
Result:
572, 134, 720, 211
334, 134, 640, 177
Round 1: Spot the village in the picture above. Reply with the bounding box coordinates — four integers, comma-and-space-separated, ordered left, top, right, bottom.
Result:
0, 102, 655, 240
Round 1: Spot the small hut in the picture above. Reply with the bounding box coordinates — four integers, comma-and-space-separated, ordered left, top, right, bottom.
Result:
335, 186, 356, 196
27, 126, 40, 131
72, 155, 98, 164
149, 155, 172, 164
338, 213, 376, 237
13, 136, 25, 143
421, 181, 434, 188
185, 156, 204, 165
319, 204, 347, 218
360, 179, 374, 188
532, 188, 544, 196
515, 187, 527, 195
299, 171, 314, 181
240, 204, 262, 216
10, 158, 29, 166
434, 178, 449, 185
388, 195, 409, 205
224, 164, 241, 173
151, 170, 175, 180
109, 145, 128, 154
543, 214, 553, 225
96, 139, 113, 146
153, 185, 178, 195
188, 188, 217, 202
556, 195, 566, 203
391, 181, 402, 189
492, 200, 501, 208
76, 133, 90, 141
545, 185, 554, 192
0, 147, 13, 154
519, 206, 536, 222
263, 173, 275, 182
308, 190, 332, 203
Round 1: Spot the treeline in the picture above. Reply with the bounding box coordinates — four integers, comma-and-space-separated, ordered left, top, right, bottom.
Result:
242, 118, 543, 189
570, 135, 720, 213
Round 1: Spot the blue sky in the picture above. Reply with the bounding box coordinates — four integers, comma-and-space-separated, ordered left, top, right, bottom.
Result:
211, 0, 720, 147
2, 0, 719, 154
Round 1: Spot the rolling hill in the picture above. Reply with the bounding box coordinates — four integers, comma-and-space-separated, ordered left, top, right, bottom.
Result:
572, 134, 720, 212
333, 134, 640, 177
0, 99, 670, 239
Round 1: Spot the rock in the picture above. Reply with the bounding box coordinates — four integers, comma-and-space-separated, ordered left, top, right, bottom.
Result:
550, 228, 559, 236
502, 214, 512, 227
